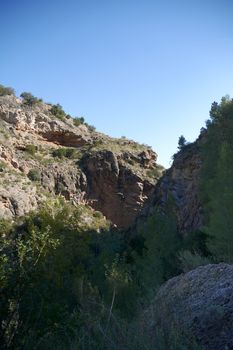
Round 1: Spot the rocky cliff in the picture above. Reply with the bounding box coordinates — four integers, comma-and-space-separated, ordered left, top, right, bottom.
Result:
139, 133, 207, 234
0, 94, 207, 232
0, 95, 163, 228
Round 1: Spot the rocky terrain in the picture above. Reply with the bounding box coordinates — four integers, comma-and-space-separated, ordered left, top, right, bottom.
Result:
151, 263, 233, 350
132, 132, 206, 236
2, 91, 233, 350
0, 94, 207, 232
147, 136, 205, 233
0, 95, 163, 228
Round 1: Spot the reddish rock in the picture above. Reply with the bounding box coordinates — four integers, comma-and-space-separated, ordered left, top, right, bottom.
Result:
80, 150, 155, 228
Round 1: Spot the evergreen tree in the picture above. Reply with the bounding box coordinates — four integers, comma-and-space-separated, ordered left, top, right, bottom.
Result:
178, 135, 187, 150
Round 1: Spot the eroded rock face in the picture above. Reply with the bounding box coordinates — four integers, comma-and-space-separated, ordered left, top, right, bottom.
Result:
80, 150, 155, 228
0, 95, 162, 227
147, 138, 204, 233
0, 95, 91, 147
40, 163, 86, 202
0, 178, 41, 219
152, 264, 233, 350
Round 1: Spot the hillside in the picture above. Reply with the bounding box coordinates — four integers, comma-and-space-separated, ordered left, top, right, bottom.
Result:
0, 93, 164, 228
1, 87, 233, 350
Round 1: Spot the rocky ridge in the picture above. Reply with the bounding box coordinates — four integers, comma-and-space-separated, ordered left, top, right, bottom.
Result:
0, 95, 163, 228
136, 133, 206, 234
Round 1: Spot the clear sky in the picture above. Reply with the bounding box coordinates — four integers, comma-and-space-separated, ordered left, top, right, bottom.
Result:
1, 0, 233, 167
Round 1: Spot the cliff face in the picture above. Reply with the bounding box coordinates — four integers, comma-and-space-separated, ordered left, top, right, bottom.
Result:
0, 95, 163, 228
0, 95, 207, 232
142, 136, 205, 234
80, 150, 156, 227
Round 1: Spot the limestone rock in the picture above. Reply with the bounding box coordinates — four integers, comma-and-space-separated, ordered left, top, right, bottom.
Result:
0, 95, 91, 147
80, 150, 155, 228
0, 95, 162, 227
152, 263, 233, 350
146, 137, 205, 233
0, 178, 41, 218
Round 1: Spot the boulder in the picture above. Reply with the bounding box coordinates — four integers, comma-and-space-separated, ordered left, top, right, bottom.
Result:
152, 263, 233, 350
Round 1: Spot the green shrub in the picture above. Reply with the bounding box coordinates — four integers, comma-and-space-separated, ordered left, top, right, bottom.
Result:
52, 148, 66, 158
73, 116, 85, 126
20, 92, 42, 106
93, 211, 103, 219
88, 124, 96, 132
146, 168, 160, 179
28, 169, 41, 181
0, 84, 15, 96
0, 161, 7, 172
73, 117, 96, 132
52, 148, 77, 159
132, 208, 181, 297
25, 144, 37, 156
50, 104, 66, 121
178, 250, 210, 273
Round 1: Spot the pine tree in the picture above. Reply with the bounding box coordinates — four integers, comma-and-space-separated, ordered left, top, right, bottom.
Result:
178, 135, 187, 150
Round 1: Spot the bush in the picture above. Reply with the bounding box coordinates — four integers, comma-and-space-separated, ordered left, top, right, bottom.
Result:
0, 84, 15, 96
28, 169, 41, 181
178, 250, 210, 273
52, 148, 76, 159
73, 116, 85, 126
88, 124, 96, 132
73, 117, 96, 132
20, 92, 42, 106
93, 211, 103, 219
25, 144, 37, 156
50, 104, 66, 121
146, 168, 161, 179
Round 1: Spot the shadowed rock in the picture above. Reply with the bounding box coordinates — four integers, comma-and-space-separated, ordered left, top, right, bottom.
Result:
152, 263, 233, 350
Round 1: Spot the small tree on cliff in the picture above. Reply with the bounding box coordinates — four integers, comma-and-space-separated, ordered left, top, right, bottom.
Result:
20, 92, 42, 106
178, 135, 187, 150
0, 84, 15, 96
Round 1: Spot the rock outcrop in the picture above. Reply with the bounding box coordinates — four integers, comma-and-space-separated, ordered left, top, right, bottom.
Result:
80, 150, 155, 228
0, 95, 91, 146
0, 181, 41, 219
0, 95, 162, 228
151, 263, 233, 350
143, 135, 206, 234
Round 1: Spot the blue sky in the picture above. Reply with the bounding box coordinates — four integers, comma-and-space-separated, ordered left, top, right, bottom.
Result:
1, 0, 233, 167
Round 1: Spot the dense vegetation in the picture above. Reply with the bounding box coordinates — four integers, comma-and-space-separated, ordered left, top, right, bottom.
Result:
201, 96, 233, 262
0, 198, 205, 349
1, 96, 233, 349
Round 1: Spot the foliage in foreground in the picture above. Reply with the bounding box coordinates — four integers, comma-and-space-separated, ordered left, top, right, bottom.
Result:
0, 197, 203, 349
2, 96, 233, 348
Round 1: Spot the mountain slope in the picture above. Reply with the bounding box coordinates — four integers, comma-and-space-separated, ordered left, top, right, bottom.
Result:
0, 94, 163, 228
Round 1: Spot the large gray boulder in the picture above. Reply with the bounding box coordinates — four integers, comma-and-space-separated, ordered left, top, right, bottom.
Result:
153, 263, 233, 350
